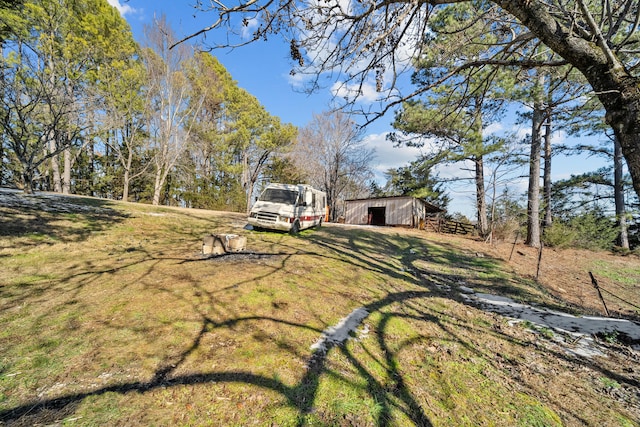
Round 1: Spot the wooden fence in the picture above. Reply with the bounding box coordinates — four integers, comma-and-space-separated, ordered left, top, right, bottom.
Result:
424, 217, 475, 235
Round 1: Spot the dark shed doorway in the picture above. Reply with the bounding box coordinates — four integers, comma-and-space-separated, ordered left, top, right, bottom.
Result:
368, 207, 386, 226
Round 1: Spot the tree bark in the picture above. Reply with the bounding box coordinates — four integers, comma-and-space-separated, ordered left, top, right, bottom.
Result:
475, 155, 488, 237
543, 114, 552, 228
152, 166, 164, 206
49, 137, 62, 193
0, 134, 3, 186
614, 137, 629, 249
122, 146, 133, 202
63, 147, 71, 195
0, 44, 4, 187
22, 168, 34, 194
526, 72, 544, 248
242, 150, 250, 214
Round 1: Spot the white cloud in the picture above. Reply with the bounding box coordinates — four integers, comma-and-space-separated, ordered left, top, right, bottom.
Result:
330, 81, 381, 104
515, 126, 530, 141
286, 70, 312, 90
107, 0, 136, 16
363, 132, 424, 178
483, 122, 503, 136
435, 160, 474, 180
551, 129, 567, 145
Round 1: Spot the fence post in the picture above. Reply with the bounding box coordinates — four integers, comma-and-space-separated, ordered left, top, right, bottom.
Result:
535, 241, 543, 280
588, 272, 610, 317
509, 230, 520, 261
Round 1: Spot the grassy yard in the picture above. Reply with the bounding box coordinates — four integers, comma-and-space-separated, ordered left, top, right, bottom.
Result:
0, 191, 638, 426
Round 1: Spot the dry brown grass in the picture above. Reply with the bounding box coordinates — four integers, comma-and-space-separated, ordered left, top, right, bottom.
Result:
0, 191, 639, 426
448, 234, 640, 321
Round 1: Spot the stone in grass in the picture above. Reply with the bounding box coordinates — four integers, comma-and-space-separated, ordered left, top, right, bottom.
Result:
202, 234, 246, 255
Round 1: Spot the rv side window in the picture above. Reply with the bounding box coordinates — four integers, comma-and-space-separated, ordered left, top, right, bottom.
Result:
312, 193, 316, 208
259, 189, 298, 205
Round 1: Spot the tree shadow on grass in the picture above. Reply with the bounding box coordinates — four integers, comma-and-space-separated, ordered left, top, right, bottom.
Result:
0, 191, 129, 251
307, 226, 583, 316
1, 224, 637, 425
6, 279, 628, 425
1, 223, 440, 425
0, 289, 438, 426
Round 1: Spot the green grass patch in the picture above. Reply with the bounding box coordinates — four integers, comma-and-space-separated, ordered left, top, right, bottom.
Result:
591, 260, 640, 285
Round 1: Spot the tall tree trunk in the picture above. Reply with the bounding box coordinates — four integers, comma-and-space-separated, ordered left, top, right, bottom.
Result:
326, 162, 340, 222
0, 44, 4, 187
89, 140, 95, 197
49, 136, 62, 193
604, 91, 640, 206
327, 188, 336, 222
614, 137, 629, 250
323, 173, 336, 222
122, 169, 130, 202
475, 155, 488, 237
122, 146, 133, 202
246, 179, 255, 215
152, 166, 163, 205
471, 96, 488, 238
62, 147, 71, 194
152, 138, 171, 205
0, 132, 3, 186
45, 45, 63, 193
526, 73, 544, 248
543, 114, 553, 228
22, 166, 34, 194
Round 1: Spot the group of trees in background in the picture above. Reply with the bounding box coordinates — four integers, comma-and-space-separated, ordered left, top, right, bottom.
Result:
178, 0, 640, 251
0, 0, 376, 217
1, 0, 639, 251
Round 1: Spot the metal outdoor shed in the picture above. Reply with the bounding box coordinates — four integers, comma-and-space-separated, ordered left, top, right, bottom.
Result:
343, 196, 443, 228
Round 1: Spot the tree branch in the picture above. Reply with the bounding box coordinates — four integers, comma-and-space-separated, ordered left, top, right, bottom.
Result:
576, 0, 624, 72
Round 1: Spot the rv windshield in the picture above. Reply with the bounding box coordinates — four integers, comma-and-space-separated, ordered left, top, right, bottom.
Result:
259, 188, 298, 205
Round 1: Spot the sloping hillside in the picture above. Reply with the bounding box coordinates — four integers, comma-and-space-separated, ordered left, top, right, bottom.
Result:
1, 189, 638, 426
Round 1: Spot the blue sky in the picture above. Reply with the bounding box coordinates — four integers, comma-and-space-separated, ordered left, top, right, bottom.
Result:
108, 0, 613, 218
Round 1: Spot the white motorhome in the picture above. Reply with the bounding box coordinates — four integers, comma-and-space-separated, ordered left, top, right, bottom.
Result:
248, 183, 327, 233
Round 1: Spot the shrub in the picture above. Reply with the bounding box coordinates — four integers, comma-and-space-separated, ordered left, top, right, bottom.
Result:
491, 218, 521, 242
543, 222, 577, 249
570, 212, 618, 251
543, 212, 618, 251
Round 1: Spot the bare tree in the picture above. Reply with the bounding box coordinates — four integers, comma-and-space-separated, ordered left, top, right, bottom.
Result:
177, 0, 640, 202
293, 111, 374, 221
97, 60, 150, 202
143, 16, 203, 205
